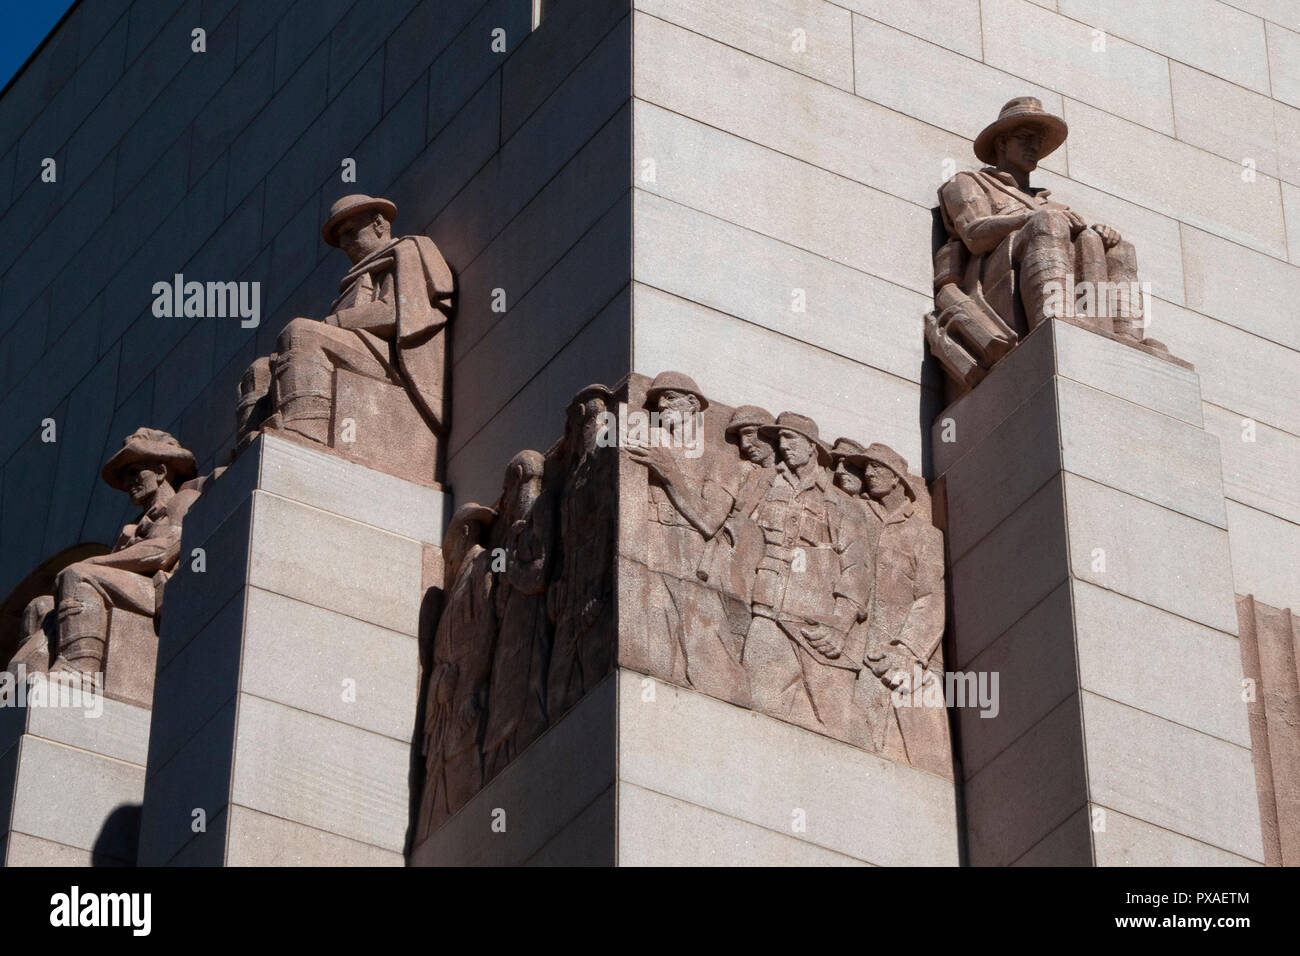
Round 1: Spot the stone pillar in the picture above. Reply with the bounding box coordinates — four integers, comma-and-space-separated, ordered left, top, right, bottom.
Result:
0, 692, 150, 866
934, 317, 1264, 866
410, 669, 959, 866
136, 434, 449, 866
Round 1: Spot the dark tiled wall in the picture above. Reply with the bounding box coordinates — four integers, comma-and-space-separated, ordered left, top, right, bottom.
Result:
0, 0, 633, 600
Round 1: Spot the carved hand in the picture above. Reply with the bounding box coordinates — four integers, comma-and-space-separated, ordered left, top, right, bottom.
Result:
626, 445, 679, 485
801, 623, 843, 659
1091, 223, 1122, 248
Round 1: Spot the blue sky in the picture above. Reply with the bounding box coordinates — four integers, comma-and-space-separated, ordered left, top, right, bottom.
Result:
1, 0, 78, 90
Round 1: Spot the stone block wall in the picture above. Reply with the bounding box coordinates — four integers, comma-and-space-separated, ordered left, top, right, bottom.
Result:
0, 0, 633, 610
627, 0, 1300, 612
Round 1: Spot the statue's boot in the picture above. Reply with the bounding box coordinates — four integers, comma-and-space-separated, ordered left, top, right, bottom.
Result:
1105, 240, 1143, 341
234, 355, 274, 456
53, 585, 108, 677
269, 350, 334, 445
1076, 227, 1111, 333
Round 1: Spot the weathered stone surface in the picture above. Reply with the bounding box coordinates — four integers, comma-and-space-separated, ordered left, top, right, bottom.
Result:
9, 736, 144, 859
1081, 691, 1263, 861
1059, 0, 1271, 93
1064, 472, 1238, 634
1093, 808, 1262, 867
247, 489, 423, 636
224, 805, 402, 867
230, 694, 409, 853
617, 782, 869, 867
1075, 582, 1250, 747
240, 587, 418, 741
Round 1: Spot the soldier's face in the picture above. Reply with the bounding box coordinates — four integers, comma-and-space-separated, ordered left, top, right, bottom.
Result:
834, 460, 863, 496
736, 426, 771, 464
580, 399, 608, 452
336, 213, 389, 263
999, 128, 1043, 172
656, 389, 698, 417
125, 463, 163, 506
655, 390, 699, 438
779, 430, 814, 468
505, 462, 541, 516
865, 461, 900, 498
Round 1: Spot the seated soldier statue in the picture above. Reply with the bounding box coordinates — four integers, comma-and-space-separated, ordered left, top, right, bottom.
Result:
8, 428, 200, 687
236, 194, 455, 474
927, 97, 1166, 392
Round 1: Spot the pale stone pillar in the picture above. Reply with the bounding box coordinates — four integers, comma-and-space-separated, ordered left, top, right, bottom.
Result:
934, 317, 1264, 866
0, 693, 150, 866
135, 434, 449, 866
410, 669, 960, 866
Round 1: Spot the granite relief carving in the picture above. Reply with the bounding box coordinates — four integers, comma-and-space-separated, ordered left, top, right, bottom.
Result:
415, 373, 954, 836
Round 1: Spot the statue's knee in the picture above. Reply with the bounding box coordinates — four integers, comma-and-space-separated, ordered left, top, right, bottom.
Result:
276, 316, 321, 354
239, 355, 272, 396
21, 595, 54, 635
55, 564, 89, 591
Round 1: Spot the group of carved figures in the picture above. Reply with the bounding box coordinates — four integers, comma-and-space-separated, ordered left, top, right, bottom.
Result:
2, 97, 1182, 835
418, 384, 617, 836
5, 194, 451, 699
415, 370, 953, 837
623, 373, 950, 774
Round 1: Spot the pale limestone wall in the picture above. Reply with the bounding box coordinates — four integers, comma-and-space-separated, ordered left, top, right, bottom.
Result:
629, 0, 1300, 615
0, 0, 632, 606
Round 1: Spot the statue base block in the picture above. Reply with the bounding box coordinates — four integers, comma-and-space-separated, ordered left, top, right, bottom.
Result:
0, 693, 151, 866
409, 669, 960, 866
934, 317, 1264, 866
136, 434, 450, 866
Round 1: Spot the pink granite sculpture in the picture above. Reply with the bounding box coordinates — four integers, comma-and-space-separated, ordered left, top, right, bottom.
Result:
4, 429, 202, 706
927, 97, 1169, 393
237, 194, 455, 484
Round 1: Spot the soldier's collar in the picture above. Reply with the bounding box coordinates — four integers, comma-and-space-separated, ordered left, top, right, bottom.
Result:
867, 496, 913, 523
980, 166, 1050, 198
777, 459, 825, 492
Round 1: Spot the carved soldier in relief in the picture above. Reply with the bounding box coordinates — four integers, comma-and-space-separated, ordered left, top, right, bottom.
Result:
854, 444, 951, 774
416, 375, 957, 832
546, 384, 617, 719
628, 372, 750, 707
419, 502, 498, 836
482, 450, 551, 780
736, 412, 872, 740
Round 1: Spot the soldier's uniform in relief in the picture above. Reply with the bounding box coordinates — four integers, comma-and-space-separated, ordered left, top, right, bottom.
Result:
740, 459, 869, 739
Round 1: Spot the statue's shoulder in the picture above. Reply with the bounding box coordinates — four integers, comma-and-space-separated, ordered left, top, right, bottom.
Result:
166, 486, 204, 522
942, 168, 995, 196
